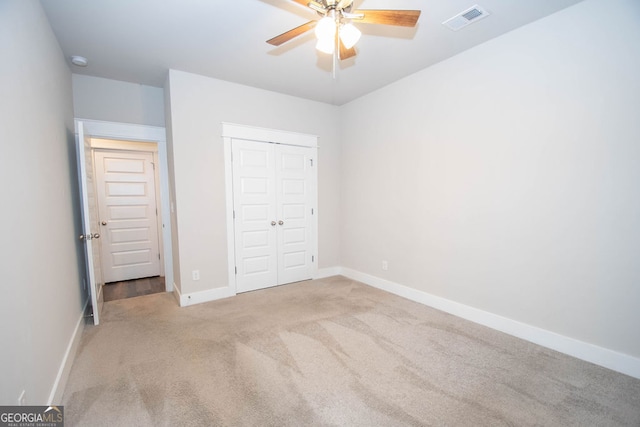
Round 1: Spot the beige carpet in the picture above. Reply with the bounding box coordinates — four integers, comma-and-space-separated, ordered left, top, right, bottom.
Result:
62, 276, 640, 426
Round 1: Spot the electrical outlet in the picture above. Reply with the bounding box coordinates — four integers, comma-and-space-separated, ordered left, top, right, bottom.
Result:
18, 390, 26, 406
192, 270, 200, 281
382, 260, 388, 271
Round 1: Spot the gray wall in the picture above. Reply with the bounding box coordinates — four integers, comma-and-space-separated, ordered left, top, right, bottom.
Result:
0, 1, 85, 404
165, 70, 341, 294
72, 74, 165, 127
339, 0, 640, 358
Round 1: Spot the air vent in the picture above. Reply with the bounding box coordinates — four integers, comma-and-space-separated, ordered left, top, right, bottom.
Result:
442, 5, 490, 31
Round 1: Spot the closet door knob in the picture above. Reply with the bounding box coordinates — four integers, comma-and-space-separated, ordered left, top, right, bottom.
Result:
278, 220, 284, 226
271, 221, 277, 226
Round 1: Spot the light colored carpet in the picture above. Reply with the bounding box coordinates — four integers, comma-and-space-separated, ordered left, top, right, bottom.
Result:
62, 276, 640, 426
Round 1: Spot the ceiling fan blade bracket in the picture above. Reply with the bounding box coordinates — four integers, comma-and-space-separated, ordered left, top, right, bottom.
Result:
308, 1, 327, 13
336, 0, 353, 10
342, 11, 364, 20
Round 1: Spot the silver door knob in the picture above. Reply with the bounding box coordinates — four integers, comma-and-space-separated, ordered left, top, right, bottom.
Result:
278, 220, 284, 225
271, 221, 276, 226
79, 234, 86, 240
92, 233, 100, 239
101, 221, 107, 226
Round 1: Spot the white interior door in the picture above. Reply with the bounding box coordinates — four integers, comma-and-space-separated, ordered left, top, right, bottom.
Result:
94, 150, 161, 283
232, 140, 278, 292
232, 139, 315, 293
76, 123, 103, 325
276, 145, 315, 285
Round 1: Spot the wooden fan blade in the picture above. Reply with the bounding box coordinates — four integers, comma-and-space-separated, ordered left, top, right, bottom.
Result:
291, 0, 309, 6
352, 10, 421, 27
267, 21, 317, 46
339, 39, 356, 60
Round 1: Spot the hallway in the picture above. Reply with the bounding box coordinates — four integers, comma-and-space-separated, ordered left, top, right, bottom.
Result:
103, 276, 165, 302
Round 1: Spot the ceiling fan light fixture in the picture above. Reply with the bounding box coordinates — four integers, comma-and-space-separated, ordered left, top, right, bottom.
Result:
339, 23, 361, 49
314, 16, 336, 40
315, 36, 335, 54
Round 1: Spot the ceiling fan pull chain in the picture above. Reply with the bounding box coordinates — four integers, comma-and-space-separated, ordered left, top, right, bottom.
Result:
332, 33, 337, 79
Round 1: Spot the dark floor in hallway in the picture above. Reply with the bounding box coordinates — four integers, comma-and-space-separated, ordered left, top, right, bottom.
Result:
103, 276, 165, 302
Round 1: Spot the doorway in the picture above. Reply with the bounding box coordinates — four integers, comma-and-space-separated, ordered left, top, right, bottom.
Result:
76, 119, 173, 324
103, 276, 166, 302
92, 143, 162, 283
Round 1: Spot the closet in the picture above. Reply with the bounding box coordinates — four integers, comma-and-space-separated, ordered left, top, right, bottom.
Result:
224, 124, 318, 293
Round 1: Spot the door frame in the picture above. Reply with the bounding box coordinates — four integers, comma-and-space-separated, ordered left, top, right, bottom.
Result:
75, 119, 174, 292
222, 122, 318, 294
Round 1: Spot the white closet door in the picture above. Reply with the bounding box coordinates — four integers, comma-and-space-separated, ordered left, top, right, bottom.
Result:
276, 145, 314, 284
232, 140, 278, 292
232, 139, 315, 293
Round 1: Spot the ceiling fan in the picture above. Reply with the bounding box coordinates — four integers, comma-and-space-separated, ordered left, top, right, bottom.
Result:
267, 0, 421, 60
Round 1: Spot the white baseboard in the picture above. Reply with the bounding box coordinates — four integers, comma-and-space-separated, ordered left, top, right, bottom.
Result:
314, 266, 342, 279
177, 284, 235, 307
340, 267, 640, 380
174, 266, 342, 307
48, 299, 88, 404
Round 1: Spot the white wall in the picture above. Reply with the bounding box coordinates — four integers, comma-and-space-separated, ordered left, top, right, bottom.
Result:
72, 74, 165, 126
165, 70, 341, 295
0, 1, 85, 404
163, 76, 182, 293
340, 0, 640, 360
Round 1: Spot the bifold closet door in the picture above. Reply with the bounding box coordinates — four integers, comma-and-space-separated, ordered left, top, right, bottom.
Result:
232, 139, 314, 293
274, 144, 314, 285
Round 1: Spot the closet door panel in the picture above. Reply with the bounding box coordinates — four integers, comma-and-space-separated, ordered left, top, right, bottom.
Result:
276, 145, 314, 284
232, 140, 278, 292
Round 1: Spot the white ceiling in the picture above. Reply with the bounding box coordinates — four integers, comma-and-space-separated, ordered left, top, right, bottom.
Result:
40, 0, 584, 105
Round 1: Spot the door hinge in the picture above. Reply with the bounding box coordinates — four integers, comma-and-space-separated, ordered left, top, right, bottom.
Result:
158, 253, 161, 260
151, 161, 156, 170
235, 266, 237, 275
233, 210, 236, 219
311, 208, 314, 215
312, 255, 315, 262
156, 208, 158, 216
310, 159, 314, 167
